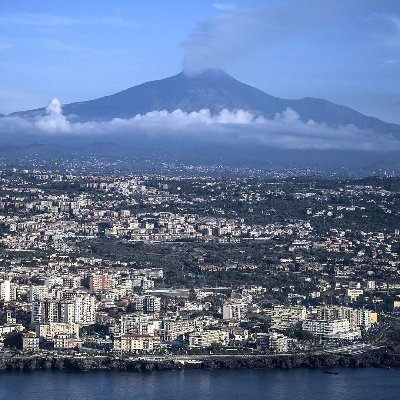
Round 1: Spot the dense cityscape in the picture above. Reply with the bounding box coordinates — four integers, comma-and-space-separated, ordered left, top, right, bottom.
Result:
1, 166, 400, 361
3, 1, 400, 399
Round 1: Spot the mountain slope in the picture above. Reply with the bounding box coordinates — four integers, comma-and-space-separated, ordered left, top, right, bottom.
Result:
7, 69, 400, 137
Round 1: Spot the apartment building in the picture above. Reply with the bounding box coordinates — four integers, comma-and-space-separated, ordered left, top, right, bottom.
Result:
188, 330, 229, 349
113, 334, 160, 353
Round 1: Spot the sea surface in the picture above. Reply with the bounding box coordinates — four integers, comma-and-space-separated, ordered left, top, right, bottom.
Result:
1, 368, 399, 400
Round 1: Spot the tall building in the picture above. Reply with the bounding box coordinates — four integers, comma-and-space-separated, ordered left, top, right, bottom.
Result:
32, 293, 96, 326
31, 300, 60, 324
222, 300, 246, 320
0, 280, 11, 302
130, 295, 161, 316
60, 294, 97, 325
29, 284, 50, 302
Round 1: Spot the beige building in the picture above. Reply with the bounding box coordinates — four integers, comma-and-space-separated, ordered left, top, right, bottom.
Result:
36, 322, 80, 339
113, 334, 160, 353
53, 334, 83, 349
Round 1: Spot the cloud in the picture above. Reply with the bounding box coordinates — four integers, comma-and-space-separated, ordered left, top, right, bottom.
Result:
0, 115, 32, 133
0, 37, 13, 51
39, 39, 77, 52
0, 43, 12, 51
381, 59, 400, 66
212, 3, 240, 12
182, 1, 347, 75
182, 1, 398, 75
384, 14, 400, 48
0, 13, 131, 27
0, 100, 398, 151
34, 98, 71, 133
387, 15, 400, 31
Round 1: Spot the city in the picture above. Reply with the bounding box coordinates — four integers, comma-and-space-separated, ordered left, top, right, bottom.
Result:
2, 0, 400, 398
0, 167, 399, 361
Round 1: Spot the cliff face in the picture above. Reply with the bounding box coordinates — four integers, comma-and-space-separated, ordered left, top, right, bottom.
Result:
200, 352, 400, 370
1, 351, 400, 373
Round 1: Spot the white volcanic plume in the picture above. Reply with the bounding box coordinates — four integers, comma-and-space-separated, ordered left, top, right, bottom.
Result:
35, 98, 71, 133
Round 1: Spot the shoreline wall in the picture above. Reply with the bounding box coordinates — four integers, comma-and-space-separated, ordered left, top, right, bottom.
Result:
1, 351, 400, 372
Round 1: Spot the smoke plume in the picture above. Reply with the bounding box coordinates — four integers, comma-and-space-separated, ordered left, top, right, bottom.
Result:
182, 1, 355, 75
35, 98, 71, 133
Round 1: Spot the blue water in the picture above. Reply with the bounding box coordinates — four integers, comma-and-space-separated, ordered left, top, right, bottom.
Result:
0, 368, 399, 400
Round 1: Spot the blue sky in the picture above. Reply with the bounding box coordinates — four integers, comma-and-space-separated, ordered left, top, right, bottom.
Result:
1, 0, 400, 123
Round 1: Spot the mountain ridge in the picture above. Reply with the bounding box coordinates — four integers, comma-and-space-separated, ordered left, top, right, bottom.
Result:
6, 69, 400, 137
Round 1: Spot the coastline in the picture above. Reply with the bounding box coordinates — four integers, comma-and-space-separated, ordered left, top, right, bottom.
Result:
1, 350, 399, 373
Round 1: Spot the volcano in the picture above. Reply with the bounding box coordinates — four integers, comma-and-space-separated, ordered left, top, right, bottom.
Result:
7, 69, 400, 138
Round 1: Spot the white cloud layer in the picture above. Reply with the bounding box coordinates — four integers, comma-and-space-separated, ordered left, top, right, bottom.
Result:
0, 98, 399, 151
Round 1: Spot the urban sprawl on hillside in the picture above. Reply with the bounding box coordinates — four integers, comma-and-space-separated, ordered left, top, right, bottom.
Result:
1, 168, 400, 356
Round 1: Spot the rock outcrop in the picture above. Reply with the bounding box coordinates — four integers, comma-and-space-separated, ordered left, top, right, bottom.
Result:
0, 349, 399, 373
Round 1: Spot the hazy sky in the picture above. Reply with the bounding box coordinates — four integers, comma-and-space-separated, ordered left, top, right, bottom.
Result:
1, 0, 400, 123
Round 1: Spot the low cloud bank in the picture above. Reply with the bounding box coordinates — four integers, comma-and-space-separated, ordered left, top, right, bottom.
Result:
0, 98, 399, 151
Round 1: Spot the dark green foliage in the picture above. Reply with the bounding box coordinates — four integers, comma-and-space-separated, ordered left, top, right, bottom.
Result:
3, 332, 23, 350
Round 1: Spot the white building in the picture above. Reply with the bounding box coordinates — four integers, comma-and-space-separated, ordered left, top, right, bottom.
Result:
63, 294, 97, 325
269, 332, 289, 352
29, 284, 50, 302
118, 315, 158, 336
302, 318, 361, 340
0, 280, 11, 302
267, 305, 307, 329
310, 306, 377, 331
188, 330, 229, 349
32, 293, 96, 326
222, 301, 246, 320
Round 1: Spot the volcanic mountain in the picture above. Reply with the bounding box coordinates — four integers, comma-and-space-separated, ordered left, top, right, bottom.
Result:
7, 69, 400, 137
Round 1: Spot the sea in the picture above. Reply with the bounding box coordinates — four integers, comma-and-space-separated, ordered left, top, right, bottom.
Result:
0, 368, 399, 400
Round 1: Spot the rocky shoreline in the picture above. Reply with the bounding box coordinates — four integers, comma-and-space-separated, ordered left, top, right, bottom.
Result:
1, 350, 400, 373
